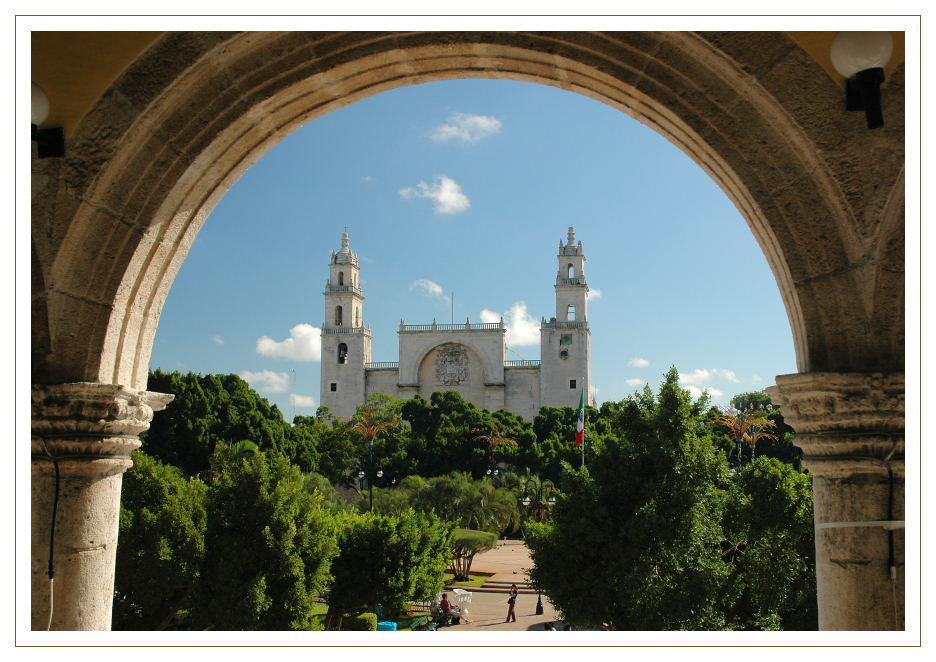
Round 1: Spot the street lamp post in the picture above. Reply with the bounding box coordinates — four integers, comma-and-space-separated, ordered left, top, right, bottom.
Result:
519, 475, 557, 615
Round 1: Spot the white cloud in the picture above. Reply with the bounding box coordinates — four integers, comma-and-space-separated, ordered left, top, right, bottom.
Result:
752, 374, 763, 384
210, 335, 224, 345
362, 175, 374, 182
679, 368, 713, 386
680, 368, 734, 403
430, 112, 502, 143
685, 384, 724, 401
411, 279, 450, 302
625, 378, 645, 387
399, 175, 470, 214
587, 288, 602, 300
627, 357, 650, 368
290, 394, 318, 409
714, 368, 740, 383
256, 323, 322, 362
480, 301, 540, 347
241, 370, 291, 393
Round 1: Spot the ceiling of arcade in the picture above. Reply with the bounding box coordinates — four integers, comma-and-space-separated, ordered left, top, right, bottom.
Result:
31, 31, 906, 139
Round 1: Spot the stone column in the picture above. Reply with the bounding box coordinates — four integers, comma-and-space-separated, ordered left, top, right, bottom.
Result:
31, 383, 173, 630
767, 372, 904, 630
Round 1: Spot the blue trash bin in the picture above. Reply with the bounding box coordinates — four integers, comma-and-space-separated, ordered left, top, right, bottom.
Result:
377, 621, 397, 631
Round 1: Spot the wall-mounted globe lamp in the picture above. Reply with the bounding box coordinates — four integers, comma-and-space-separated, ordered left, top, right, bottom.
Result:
31, 82, 64, 157
830, 31, 894, 129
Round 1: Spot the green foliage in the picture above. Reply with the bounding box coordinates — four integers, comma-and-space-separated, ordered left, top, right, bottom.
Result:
721, 456, 817, 630
406, 472, 521, 535
342, 612, 378, 631
526, 368, 730, 630
328, 509, 454, 615
114, 451, 207, 629
193, 451, 339, 630
450, 528, 498, 580
143, 370, 318, 476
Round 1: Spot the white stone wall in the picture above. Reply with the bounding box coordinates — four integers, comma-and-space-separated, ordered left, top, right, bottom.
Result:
320, 331, 370, 419
364, 368, 401, 399
540, 325, 590, 409
504, 367, 541, 421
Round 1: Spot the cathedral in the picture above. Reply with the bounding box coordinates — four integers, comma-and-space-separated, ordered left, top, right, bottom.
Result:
319, 227, 594, 421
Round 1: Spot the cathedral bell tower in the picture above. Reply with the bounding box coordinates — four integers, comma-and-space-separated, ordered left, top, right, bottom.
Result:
319, 232, 370, 418
540, 226, 592, 409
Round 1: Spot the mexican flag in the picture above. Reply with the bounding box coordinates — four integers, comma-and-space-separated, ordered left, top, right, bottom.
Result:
575, 388, 585, 445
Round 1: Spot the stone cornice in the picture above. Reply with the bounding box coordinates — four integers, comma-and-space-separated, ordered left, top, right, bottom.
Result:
767, 372, 904, 460
32, 382, 173, 460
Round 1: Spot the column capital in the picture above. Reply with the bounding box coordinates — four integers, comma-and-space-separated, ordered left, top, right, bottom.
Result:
32, 382, 173, 461
766, 371, 903, 460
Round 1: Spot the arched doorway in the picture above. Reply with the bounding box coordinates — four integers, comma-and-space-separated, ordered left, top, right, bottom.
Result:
30, 31, 905, 631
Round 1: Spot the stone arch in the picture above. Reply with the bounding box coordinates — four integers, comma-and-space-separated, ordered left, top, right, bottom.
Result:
29, 30, 906, 633
31, 31, 903, 388
416, 342, 486, 405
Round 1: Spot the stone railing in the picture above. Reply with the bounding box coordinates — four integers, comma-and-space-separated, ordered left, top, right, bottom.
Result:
555, 276, 587, 286
504, 360, 541, 367
324, 283, 363, 295
321, 326, 371, 335
399, 321, 504, 332
541, 319, 588, 329
365, 361, 399, 369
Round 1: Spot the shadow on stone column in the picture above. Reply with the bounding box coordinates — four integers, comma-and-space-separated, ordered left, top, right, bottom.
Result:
768, 372, 904, 631
31, 383, 172, 631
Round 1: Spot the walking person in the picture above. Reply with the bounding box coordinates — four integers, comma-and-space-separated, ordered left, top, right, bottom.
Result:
505, 583, 518, 622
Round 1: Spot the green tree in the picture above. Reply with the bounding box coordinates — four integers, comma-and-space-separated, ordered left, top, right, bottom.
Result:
295, 407, 359, 486
193, 450, 339, 630
526, 368, 730, 630
113, 451, 207, 630
143, 370, 315, 476
450, 528, 498, 581
721, 456, 817, 630
328, 510, 453, 615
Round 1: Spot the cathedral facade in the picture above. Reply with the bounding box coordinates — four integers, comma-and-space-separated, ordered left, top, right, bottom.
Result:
319, 228, 594, 421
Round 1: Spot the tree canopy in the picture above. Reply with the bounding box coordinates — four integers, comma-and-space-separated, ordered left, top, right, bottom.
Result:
525, 367, 816, 630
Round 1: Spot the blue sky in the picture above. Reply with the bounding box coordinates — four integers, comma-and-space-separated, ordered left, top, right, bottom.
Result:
150, 78, 797, 420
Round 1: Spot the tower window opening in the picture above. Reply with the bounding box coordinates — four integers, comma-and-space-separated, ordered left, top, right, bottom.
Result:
338, 272, 344, 285
567, 264, 574, 278
330, 382, 337, 392
335, 305, 343, 326
570, 379, 577, 389
355, 307, 360, 327
338, 343, 348, 364
567, 304, 575, 321
560, 349, 569, 360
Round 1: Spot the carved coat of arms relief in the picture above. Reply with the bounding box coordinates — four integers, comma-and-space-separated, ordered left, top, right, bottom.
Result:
435, 343, 469, 385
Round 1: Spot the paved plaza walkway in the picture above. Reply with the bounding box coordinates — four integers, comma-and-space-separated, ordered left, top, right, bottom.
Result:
436, 540, 563, 632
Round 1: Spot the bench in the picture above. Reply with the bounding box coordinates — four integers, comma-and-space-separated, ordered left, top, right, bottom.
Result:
410, 614, 437, 630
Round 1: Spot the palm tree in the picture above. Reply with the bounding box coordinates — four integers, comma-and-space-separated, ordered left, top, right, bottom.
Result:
218, 440, 259, 461
349, 404, 399, 510
472, 420, 517, 473
715, 406, 778, 465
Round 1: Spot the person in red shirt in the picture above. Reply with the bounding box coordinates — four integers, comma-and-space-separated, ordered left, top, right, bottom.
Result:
439, 593, 453, 625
